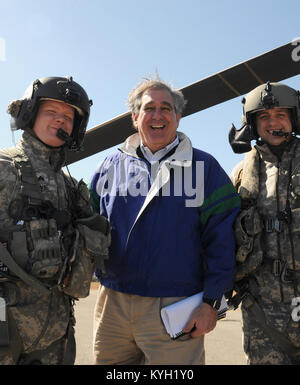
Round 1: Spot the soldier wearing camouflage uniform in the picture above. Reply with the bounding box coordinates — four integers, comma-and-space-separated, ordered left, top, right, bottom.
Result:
0, 77, 109, 365
229, 82, 300, 364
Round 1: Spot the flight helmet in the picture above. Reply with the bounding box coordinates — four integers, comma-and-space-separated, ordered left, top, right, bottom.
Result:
7, 76, 93, 151
229, 81, 300, 153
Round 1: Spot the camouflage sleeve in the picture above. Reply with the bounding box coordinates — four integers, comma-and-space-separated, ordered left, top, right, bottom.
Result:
62, 173, 94, 218
88, 183, 100, 213
74, 179, 94, 218
62, 173, 109, 235
0, 151, 19, 227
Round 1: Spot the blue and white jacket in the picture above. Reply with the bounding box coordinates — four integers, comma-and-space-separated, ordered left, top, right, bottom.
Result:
90, 132, 240, 300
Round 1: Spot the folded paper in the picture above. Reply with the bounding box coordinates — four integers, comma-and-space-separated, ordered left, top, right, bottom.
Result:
161, 292, 228, 339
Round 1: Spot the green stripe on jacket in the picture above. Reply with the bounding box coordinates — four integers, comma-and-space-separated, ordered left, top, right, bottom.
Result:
199, 183, 240, 225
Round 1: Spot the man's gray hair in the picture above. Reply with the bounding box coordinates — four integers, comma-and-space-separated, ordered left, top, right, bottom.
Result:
127, 75, 187, 115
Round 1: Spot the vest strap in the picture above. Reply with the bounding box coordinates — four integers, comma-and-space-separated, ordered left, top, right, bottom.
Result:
0, 242, 50, 296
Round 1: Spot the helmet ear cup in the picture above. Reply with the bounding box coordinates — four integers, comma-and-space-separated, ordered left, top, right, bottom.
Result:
69, 109, 86, 151
290, 107, 300, 135
229, 124, 253, 154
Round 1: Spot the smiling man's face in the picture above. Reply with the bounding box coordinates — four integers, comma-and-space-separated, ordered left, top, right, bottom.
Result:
256, 107, 292, 146
132, 88, 181, 153
33, 99, 74, 147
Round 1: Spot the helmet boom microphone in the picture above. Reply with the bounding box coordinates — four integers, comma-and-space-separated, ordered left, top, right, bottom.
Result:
271, 130, 290, 137
57, 128, 73, 147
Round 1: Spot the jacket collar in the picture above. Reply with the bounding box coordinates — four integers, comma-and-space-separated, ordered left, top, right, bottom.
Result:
120, 131, 193, 166
124, 131, 195, 246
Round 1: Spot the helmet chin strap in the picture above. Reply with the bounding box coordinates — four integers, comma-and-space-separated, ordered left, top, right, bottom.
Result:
257, 131, 294, 149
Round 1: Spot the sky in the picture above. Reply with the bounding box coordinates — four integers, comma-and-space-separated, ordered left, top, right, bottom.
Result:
0, 0, 300, 183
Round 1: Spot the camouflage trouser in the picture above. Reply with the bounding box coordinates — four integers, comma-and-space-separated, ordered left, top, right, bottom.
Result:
241, 300, 300, 365
0, 324, 76, 365
0, 337, 64, 365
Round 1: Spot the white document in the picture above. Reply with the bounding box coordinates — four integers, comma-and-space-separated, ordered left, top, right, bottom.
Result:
160, 292, 228, 339
0, 297, 6, 322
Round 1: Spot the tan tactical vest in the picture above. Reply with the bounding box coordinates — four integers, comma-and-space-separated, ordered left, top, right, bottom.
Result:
235, 138, 300, 303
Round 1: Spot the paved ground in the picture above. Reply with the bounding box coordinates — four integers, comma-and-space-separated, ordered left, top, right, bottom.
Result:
74, 287, 247, 365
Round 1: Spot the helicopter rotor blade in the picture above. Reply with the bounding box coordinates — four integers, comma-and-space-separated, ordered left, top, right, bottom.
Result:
66, 41, 300, 165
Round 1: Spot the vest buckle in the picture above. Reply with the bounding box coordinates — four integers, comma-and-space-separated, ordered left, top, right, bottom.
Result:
264, 218, 282, 233
273, 259, 282, 276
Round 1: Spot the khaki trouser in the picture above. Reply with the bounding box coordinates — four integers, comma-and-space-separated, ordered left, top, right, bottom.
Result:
93, 285, 205, 365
